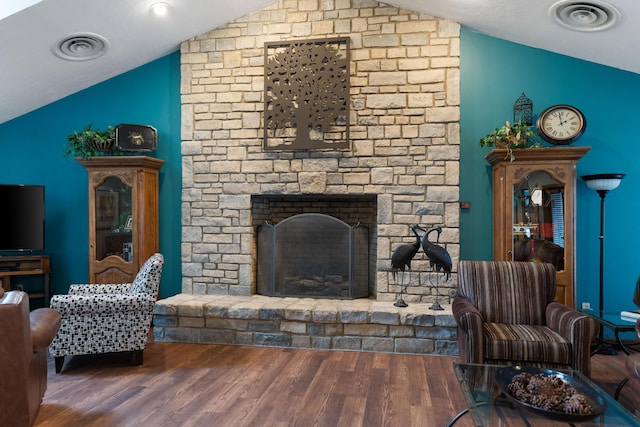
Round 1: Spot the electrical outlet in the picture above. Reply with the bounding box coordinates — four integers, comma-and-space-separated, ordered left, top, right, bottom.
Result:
581, 302, 591, 310
16, 284, 24, 291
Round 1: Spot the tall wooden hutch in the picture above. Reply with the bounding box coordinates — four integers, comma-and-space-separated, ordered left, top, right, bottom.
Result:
78, 156, 164, 283
486, 147, 590, 307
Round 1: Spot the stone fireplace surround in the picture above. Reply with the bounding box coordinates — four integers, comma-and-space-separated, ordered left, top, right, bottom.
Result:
153, 0, 460, 356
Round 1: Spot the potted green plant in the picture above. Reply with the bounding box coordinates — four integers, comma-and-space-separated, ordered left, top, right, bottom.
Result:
64, 124, 121, 160
479, 120, 542, 161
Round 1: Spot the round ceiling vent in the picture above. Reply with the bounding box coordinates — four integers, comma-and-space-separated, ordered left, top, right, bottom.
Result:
51, 33, 109, 61
549, 0, 621, 32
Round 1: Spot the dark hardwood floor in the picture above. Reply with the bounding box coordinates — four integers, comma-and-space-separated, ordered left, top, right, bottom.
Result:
33, 341, 637, 427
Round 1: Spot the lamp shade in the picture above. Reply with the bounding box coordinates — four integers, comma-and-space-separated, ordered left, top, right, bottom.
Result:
581, 173, 625, 192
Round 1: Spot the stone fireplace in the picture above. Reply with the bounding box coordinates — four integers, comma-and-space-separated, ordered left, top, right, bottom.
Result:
154, 0, 461, 356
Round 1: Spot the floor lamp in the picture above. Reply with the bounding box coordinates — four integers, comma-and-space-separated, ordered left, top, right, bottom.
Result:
581, 173, 625, 355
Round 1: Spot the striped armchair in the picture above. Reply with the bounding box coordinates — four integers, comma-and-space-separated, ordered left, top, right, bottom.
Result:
49, 253, 164, 373
452, 260, 599, 376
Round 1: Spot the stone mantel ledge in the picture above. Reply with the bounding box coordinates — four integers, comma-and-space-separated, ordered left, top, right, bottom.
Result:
153, 294, 458, 356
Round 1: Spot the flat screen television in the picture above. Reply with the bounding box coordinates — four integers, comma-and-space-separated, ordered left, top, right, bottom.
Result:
0, 184, 45, 252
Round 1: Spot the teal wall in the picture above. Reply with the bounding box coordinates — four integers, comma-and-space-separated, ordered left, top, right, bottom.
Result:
2, 28, 639, 322
460, 27, 640, 320
0, 52, 182, 299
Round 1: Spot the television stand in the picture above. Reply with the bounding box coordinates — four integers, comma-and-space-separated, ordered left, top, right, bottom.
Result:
0, 255, 50, 306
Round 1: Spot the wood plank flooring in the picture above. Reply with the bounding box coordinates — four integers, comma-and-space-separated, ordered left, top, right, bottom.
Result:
33, 341, 637, 427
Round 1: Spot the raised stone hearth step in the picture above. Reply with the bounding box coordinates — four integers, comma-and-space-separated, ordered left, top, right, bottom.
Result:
153, 294, 458, 356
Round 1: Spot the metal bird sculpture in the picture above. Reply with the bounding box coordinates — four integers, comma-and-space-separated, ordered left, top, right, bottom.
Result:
390, 224, 423, 307
391, 224, 422, 282
419, 226, 452, 281
419, 225, 452, 310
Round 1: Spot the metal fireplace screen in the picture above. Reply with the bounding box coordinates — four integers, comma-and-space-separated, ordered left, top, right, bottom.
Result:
257, 213, 368, 299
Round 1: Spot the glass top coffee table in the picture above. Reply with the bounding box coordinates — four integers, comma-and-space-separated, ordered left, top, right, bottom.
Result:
449, 363, 640, 426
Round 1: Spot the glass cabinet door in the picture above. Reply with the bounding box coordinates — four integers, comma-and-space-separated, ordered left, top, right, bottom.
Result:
511, 170, 565, 272
94, 176, 133, 262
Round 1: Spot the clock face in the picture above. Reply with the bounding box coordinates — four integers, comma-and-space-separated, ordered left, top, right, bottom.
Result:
536, 105, 586, 145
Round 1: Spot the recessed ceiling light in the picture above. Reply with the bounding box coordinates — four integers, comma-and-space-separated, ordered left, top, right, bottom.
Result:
51, 33, 109, 61
150, 2, 169, 17
549, 0, 621, 32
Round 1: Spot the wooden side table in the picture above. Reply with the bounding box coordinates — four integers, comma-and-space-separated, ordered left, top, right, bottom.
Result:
0, 255, 50, 306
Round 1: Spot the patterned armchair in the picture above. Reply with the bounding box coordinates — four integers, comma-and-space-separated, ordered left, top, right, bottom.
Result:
49, 253, 164, 373
452, 260, 599, 376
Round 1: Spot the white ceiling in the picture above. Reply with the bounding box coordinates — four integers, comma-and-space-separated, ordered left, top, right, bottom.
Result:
1, 0, 638, 125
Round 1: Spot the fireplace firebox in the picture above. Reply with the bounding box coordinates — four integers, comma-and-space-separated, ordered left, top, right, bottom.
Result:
257, 213, 369, 299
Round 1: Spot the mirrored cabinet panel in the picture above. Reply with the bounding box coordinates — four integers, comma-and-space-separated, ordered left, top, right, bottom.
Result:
486, 147, 590, 307
78, 156, 164, 284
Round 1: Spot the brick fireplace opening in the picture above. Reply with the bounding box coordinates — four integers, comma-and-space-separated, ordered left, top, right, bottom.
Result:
251, 195, 377, 297
256, 213, 369, 299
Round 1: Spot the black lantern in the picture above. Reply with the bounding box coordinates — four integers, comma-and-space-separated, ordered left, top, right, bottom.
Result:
513, 92, 533, 126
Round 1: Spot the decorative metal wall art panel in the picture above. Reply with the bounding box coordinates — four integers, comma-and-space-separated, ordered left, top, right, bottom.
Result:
264, 37, 350, 151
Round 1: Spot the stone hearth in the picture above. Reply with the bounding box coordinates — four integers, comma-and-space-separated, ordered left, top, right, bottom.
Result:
153, 295, 458, 356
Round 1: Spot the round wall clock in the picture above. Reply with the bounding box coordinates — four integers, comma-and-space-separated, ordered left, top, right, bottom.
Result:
536, 104, 586, 145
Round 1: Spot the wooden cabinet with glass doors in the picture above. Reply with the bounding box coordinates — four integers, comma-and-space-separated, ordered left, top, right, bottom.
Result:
486, 147, 590, 307
78, 156, 164, 284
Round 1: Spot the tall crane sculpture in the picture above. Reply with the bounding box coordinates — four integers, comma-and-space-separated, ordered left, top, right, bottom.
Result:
390, 224, 423, 307
419, 226, 452, 310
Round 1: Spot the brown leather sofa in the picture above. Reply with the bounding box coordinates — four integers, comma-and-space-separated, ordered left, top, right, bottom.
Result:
0, 289, 61, 427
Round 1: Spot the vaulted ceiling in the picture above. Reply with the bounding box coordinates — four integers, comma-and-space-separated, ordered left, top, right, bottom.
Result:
1, 0, 637, 125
